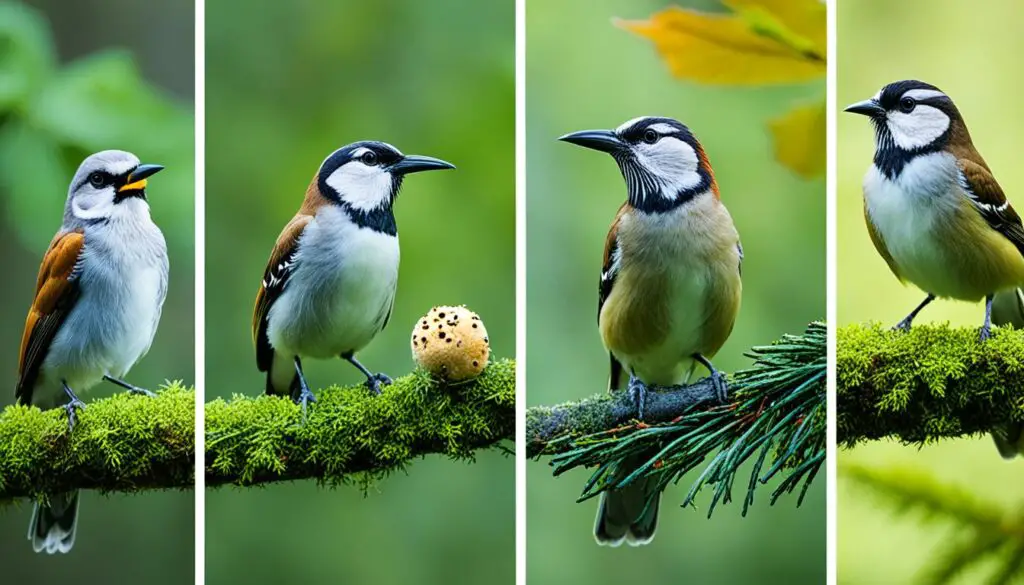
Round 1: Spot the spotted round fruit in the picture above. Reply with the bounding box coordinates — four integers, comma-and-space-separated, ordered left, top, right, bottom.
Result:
411, 305, 490, 381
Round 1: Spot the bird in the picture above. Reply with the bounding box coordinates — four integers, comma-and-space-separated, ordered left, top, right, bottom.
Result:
560, 116, 743, 546
846, 79, 1024, 458
16, 150, 168, 554
252, 141, 454, 413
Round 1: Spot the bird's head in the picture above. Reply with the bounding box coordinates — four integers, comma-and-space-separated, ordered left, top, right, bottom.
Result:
559, 116, 717, 212
316, 141, 455, 212
845, 80, 967, 159
66, 150, 163, 223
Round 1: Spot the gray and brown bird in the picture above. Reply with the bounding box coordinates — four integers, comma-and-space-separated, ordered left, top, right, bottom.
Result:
846, 80, 1024, 458
560, 116, 743, 546
253, 141, 454, 411
17, 150, 168, 553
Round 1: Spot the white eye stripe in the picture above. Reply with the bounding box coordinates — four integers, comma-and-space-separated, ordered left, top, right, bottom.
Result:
647, 123, 676, 135
351, 147, 372, 158
902, 89, 946, 101
616, 116, 652, 134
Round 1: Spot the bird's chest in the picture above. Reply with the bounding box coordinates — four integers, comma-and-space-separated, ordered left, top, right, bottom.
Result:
46, 224, 167, 384
273, 210, 400, 355
863, 156, 1010, 298
600, 203, 740, 383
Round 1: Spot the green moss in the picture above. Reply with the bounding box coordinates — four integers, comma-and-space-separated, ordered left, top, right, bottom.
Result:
0, 383, 194, 501
205, 359, 515, 488
837, 323, 1024, 447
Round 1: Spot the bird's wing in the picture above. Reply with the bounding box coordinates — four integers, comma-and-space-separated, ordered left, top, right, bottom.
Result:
17, 230, 86, 404
253, 215, 312, 372
600, 205, 627, 392
958, 159, 1024, 256
863, 199, 903, 281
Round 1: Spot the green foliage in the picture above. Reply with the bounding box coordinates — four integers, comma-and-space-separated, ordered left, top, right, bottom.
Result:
530, 323, 825, 518
843, 462, 1024, 585
206, 360, 515, 488
0, 1, 193, 255
837, 323, 1024, 447
0, 384, 194, 501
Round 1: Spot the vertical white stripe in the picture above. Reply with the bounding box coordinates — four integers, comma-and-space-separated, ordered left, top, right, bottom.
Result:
825, 0, 836, 583
514, 0, 526, 582
193, 0, 205, 581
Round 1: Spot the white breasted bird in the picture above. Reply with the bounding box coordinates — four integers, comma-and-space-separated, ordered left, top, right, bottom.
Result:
17, 150, 168, 553
253, 141, 454, 411
560, 116, 743, 546
846, 80, 1024, 458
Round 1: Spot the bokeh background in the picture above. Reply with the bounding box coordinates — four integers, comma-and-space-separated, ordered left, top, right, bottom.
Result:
204, 1, 514, 584
526, 0, 825, 582
838, 1, 1024, 584
0, 0, 194, 583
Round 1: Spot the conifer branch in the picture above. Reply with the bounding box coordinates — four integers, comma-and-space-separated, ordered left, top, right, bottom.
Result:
528, 323, 826, 517
837, 324, 1024, 447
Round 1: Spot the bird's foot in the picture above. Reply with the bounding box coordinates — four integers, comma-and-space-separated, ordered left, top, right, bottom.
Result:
708, 370, 729, 404
364, 373, 393, 395
291, 385, 317, 423
64, 397, 86, 432
892, 317, 913, 333
627, 375, 649, 420
980, 323, 993, 343
129, 385, 157, 398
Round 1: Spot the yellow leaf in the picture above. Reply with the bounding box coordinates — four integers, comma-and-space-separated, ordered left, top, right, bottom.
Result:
617, 0, 825, 85
769, 101, 825, 178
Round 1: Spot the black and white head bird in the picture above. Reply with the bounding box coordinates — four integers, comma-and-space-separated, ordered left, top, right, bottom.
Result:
253, 141, 454, 410
846, 80, 1024, 458
17, 150, 168, 553
560, 116, 743, 546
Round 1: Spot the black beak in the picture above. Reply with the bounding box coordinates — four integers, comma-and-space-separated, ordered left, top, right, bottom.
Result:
844, 99, 885, 117
389, 155, 455, 175
558, 129, 624, 153
118, 163, 164, 193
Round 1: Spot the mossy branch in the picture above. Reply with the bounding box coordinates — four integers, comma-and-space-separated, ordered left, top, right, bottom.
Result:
838, 324, 1024, 448
0, 384, 195, 501
206, 359, 514, 487
527, 323, 826, 517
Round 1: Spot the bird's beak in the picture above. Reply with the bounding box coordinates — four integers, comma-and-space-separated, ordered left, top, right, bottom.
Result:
844, 99, 885, 118
558, 129, 624, 153
119, 164, 165, 192
389, 155, 456, 175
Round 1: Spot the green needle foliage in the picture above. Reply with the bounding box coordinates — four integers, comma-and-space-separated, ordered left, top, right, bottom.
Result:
529, 323, 825, 518
206, 359, 515, 488
0, 384, 194, 501
838, 323, 1024, 447
843, 462, 1024, 585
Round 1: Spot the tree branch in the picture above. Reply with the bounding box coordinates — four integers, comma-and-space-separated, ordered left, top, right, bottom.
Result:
206, 359, 514, 487
527, 323, 826, 517
0, 384, 194, 501
837, 324, 1024, 447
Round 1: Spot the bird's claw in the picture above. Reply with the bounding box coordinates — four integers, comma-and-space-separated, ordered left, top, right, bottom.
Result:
709, 370, 729, 404
365, 373, 393, 395
980, 324, 993, 343
892, 318, 913, 333
130, 386, 157, 398
627, 376, 649, 420
292, 386, 317, 423
64, 398, 86, 432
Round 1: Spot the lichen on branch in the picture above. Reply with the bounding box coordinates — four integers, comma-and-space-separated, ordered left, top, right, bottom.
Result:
205, 359, 515, 488
0, 384, 195, 501
837, 324, 1024, 447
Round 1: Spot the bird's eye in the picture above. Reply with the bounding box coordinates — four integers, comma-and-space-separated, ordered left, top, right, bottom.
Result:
88, 172, 106, 188
361, 151, 378, 166
643, 129, 659, 144
899, 97, 916, 113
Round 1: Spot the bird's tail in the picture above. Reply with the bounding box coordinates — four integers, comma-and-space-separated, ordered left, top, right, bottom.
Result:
28, 490, 79, 554
593, 455, 661, 547
990, 288, 1024, 458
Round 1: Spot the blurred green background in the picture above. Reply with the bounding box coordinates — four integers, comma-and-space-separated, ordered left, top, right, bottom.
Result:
838, 1, 1024, 583
526, 0, 824, 582
0, 0, 194, 583
204, 1, 513, 584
